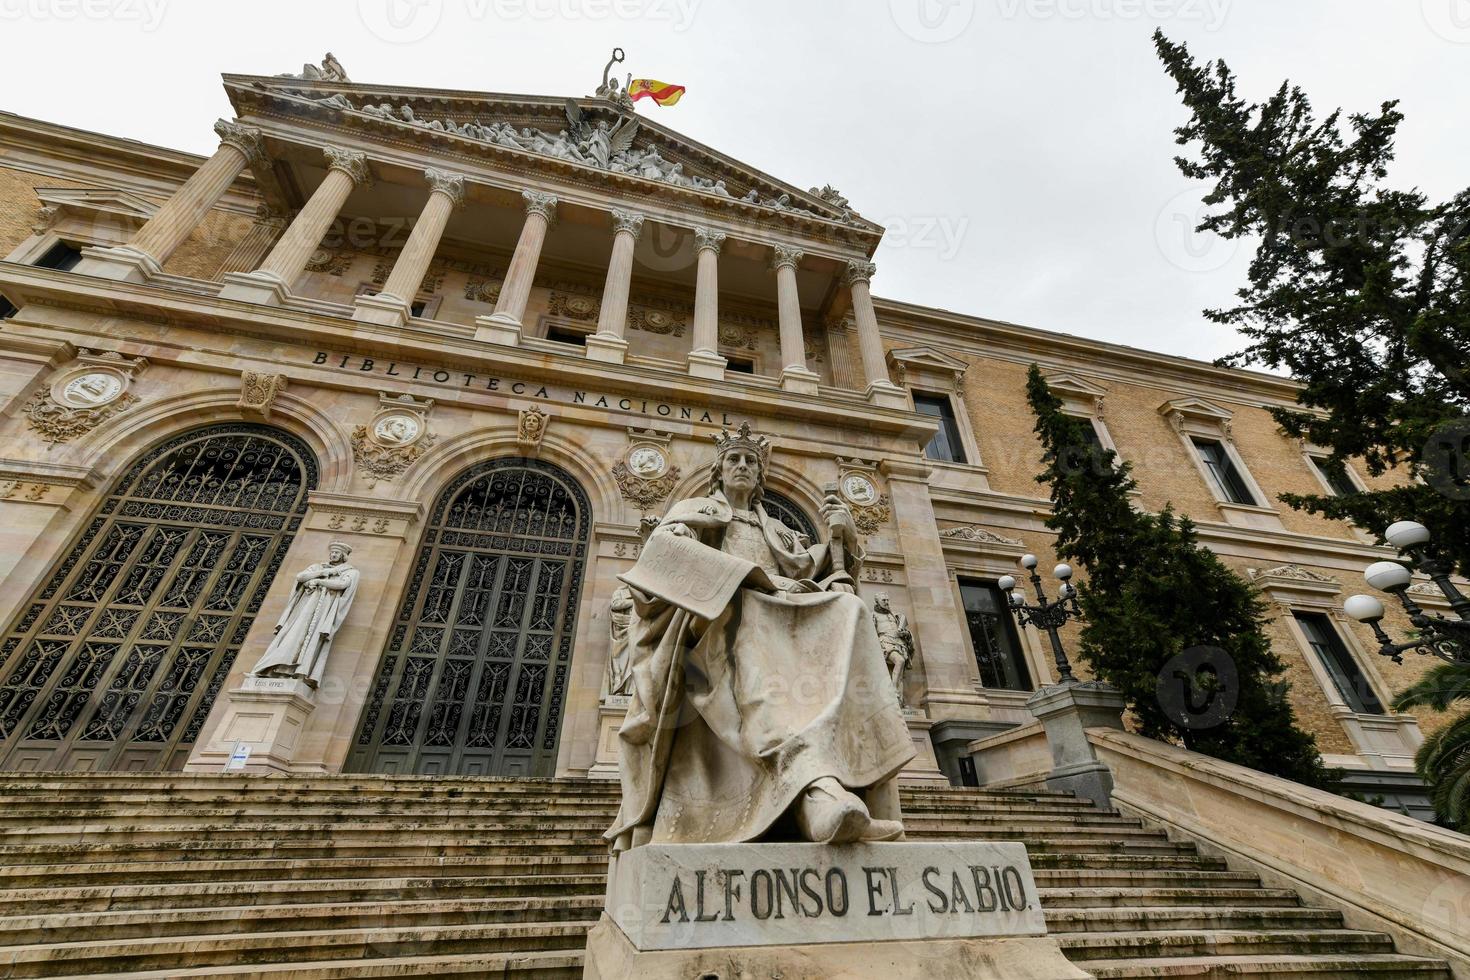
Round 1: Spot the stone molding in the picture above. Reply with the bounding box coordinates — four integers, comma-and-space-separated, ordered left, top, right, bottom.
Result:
938, 524, 1025, 547
322, 146, 373, 187
306, 491, 423, 540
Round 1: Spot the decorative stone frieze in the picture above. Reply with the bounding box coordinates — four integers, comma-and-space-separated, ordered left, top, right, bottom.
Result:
937, 524, 1025, 547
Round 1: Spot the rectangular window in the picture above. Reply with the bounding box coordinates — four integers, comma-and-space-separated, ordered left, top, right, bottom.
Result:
914, 392, 967, 464
409, 300, 427, 318
1310, 456, 1358, 497
1193, 438, 1257, 505
0, 294, 16, 320
959, 578, 1032, 691
545, 325, 589, 347
725, 356, 755, 375
33, 241, 83, 272
1294, 611, 1384, 714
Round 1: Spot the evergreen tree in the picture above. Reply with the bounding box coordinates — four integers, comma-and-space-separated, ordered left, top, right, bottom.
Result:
1026, 365, 1335, 789
1153, 30, 1470, 576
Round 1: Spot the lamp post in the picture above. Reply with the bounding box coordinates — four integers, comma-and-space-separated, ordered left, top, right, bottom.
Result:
1344, 521, 1470, 664
999, 554, 1084, 685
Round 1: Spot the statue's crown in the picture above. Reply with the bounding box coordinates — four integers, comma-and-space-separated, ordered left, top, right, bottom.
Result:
713, 421, 770, 467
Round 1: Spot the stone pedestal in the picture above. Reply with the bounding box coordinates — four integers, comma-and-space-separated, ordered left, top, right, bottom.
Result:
475, 313, 522, 346
73, 244, 161, 284
1026, 681, 1126, 806
868, 380, 911, 410
218, 270, 291, 306
899, 710, 949, 785
588, 841, 1086, 979
686, 348, 727, 380
351, 292, 412, 328
780, 365, 821, 395
184, 675, 320, 775
587, 695, 630, 780
584, 332, 629, 364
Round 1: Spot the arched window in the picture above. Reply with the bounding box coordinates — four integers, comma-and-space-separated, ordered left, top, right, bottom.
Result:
349, 458, 592, 777
761, 489, 819, 543
0, 424, 317, 771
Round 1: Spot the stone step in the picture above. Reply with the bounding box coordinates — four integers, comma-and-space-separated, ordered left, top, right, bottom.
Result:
0, 838, 613, 865
0, 896, 608, 945
1029, 853, 1229, 872
1072, 953, 1454, 978
1056, 928, 1399, 960
1043, 906, 1345, 933
0, 853, 614, 888
0, 873, 610, 914
1038, 887, 1302, 909
40, 951, 585, 979
0, 920, 600, 976
1033, 869, 1262, 889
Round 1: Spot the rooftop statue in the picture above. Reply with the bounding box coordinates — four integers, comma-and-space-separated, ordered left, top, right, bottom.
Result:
606, 424, 913, 850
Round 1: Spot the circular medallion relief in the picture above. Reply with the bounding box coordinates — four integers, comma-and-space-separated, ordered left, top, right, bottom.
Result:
644, 310, 674, 331
840, 474, 878, 506
58, 372, 123, 409
565, 296, 597, 319
372, 413, 422, 447
627, 446, 668, 480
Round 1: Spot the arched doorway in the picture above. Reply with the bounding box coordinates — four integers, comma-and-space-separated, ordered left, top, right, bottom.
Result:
762, 489, 819, 543
0, 423, 318, 771
348, 458, 592, 777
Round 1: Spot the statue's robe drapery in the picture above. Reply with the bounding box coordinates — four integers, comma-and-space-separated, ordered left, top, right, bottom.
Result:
606, 492, 914, 849
249, 561, 359, 685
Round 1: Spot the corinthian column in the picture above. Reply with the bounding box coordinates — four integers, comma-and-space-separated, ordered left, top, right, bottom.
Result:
687, 227, 728, 380
843, 260, 909, 409
220, 147, 372, 306
477, 191, 557, 346
772, 245, 819, 394
353, 168, 465, 328
75, 119, 263, 283
585, 209, 645, 364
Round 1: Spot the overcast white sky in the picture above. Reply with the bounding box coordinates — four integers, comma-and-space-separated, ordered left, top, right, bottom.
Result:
3, 0, 1466, 364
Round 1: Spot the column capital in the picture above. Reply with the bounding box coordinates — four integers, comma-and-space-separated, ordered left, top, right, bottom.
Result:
213, 118, 265, 166
323, 146, 373, 188
425, 168, 467, 209
522, 190, 559, 225
770, 244, 804, 272
252, 203, 289, 234
842, 259, 877, 287
694, 227, 726, 254
610, 209, 646, 239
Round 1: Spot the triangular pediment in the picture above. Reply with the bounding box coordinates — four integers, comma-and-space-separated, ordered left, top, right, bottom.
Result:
1158, 395, 1233, 422
886, 346, 968, 386
34, 186, 159, 221
226, 73, 880, 242
1045, 371, 1108, 398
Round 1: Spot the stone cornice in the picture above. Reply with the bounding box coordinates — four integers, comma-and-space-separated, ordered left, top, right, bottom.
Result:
872, 296, 1305, 410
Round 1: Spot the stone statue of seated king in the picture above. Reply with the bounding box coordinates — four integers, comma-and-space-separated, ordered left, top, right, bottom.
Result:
605, 423, 914, 852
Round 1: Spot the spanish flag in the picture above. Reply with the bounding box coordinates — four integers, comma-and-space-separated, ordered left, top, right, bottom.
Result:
628, 78, 686, 107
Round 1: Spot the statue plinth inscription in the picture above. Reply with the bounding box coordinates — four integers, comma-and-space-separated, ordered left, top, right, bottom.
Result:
607, 842, 1044, 951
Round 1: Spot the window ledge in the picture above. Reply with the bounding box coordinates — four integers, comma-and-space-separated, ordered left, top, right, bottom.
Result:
1215, 500, 1284, 531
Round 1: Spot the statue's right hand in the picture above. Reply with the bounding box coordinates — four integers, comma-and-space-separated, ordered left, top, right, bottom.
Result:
661, 522, 695, 539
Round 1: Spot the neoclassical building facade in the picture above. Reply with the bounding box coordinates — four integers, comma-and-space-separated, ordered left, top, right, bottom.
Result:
0, 62, 1446, 809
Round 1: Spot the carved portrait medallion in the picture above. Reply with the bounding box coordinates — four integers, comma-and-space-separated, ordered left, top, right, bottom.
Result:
840, 473, 878, 506
372, 412, 422, 447
58, 372, 123, 409
627, 445, 668, 480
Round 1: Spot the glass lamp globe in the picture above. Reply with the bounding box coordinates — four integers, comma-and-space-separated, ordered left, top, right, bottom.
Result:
1384, 521, 1431, 549
1054, 563, 1074, 581
997, 575, 1016, 592
1344, 594, 1386, 623
1020, 554, 1039, 570
1364, 561, 1412, 592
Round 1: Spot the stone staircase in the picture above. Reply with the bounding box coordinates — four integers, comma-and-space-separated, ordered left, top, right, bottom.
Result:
0, 774, 1451, 978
